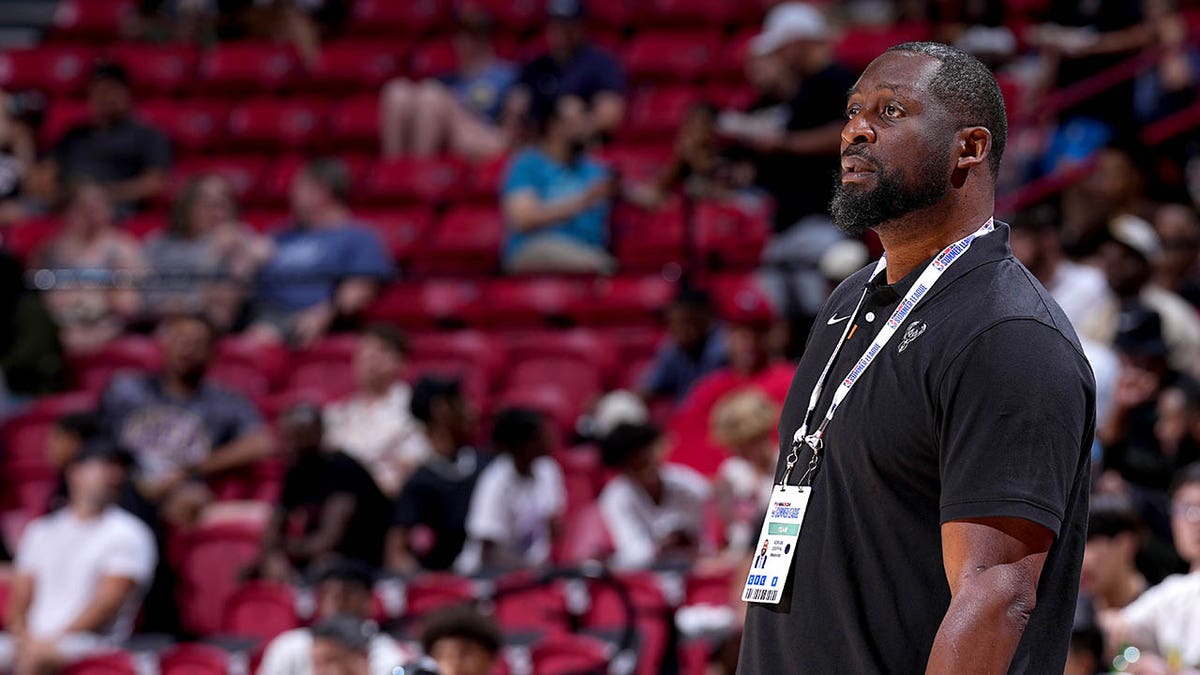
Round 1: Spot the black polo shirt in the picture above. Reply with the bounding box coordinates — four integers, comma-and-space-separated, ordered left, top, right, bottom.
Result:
739, 223, 1095, 674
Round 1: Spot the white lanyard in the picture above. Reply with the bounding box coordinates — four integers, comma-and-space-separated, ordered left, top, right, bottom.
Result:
781, 218, 995, 485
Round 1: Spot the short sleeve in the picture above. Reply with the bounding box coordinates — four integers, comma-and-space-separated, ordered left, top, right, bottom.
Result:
937, 319, 1094, 535
340, 228, 393, 279
501, 152, 540, 198
599, 480, 656, 568
222, 390, 264, 439
100, 517, 157, 584
464, 464, 509, 542
1118, 580, 1171, 650
14, 521, 47, 573
141, 126, 172, 171
639, 348, 674, 396
393, 474, 423, 527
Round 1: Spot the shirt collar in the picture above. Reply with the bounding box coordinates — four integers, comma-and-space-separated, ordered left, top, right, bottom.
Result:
865, 221, 1012, 304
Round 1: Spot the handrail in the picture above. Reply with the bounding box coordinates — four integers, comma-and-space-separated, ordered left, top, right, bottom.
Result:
1141, 98, 1200, 145
1013, 48, 1163, 127
996, 156, 1099, 216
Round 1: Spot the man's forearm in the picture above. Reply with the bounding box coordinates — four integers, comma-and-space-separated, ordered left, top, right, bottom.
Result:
200, 431, 274, 475
926, 566, 1037, 674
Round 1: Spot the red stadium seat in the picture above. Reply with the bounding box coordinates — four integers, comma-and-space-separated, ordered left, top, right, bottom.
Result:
62, 651, 137, 675
835, 22, 934, 72
553, 501, 613, 564
1, 216, 63, 263
706, 273, 775, 325
362, 157, 464, 205
159, 643, 230, 675
365, 280, 487, 329
478, 0, 543, 30
622, 87, 697, 140
299, 334, 359, 363
120, 211, 164, 240
209, 458, 284, 503
574, 276, 677, 326
258, 388, 338, 421
0, 572, 9, 629
624, 31, 722, 81
1, 420, 53, 467
530, 634, 613, 675
582, 571, 671, 675
495, 383, 581, 447
216, 336, 289, 391
207, 362, 272, 400
407, 39, 458, 80
694, 200, 771, 268
587, 0, 637, 28
402, 574, 478, 618
504, 329, 618, 374
105, 44, 200, 95
169, 156, 268, 205
492, 572, 571, 635
138, 100, 229, 152
683, 569, 735, 607
478, 278, 589, 327
310, 42, 403, 92
408, 331, 504, 390
329, 95, 380, 149
554, 445, 608, 512
1, 463, 56, 513
52, 0, 136, 41
600, 325, 666, 363
505, 359, 603, 410
460, 154, 511, 203
407, 357, 492, 414
198, 42, 297, 93
638, 0, 738, 25
174, 520, 265, 636
222, 582, 300, 644
347, 0, 450, 37
610, 197, 687, 271
423, 206, 504, 275
0, 46, 94, 96
355, 207, 433, 266
68, 335, 162, 392
228, 99, 330, 151
15, 390, 99, 424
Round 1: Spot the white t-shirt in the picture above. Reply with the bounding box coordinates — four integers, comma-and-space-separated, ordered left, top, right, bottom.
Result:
257, 628, 409, 675
15, 507, 156, 640
458, 455, 565, 574
1119, 570, 1200, 667
1048, 259, 1112, 342
599, 464, 711, 569
323, 383, 431, 496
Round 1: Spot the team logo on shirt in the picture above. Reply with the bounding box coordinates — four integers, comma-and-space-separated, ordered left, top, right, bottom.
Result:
897, 321, 927, 353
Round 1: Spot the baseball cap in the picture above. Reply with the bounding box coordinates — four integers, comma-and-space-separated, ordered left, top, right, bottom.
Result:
750, 2, 832, 57
1109, 214, 1162, 263
1114, 305, 1169, 359
546, 0, 585, 20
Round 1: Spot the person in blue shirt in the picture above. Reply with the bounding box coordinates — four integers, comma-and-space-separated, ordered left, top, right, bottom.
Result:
381, 9, 519, 160
639, 288, 729, 403
501, 95, 614, 274
509, 0, 627, 138
251, 159, 392, 346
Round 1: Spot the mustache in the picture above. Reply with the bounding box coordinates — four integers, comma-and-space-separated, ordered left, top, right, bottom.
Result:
841, 146, 880, 168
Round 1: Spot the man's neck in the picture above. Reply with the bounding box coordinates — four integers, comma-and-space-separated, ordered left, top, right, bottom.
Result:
875, 200, 993, 284
69, 501, 105, 520
162, 373, 200, 398
305, 206, 350, 229
541, 138, 570, 164
429, 429, 461, 458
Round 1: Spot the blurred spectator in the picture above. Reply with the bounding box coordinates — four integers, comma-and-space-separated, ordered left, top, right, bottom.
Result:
309, 615, 373, 675
416, 606, 502, 675
386, 377, 487, 574
721, 2, 853, 233
1009, 209, 1115, 342
0, 443, 156, 674
1060, 148, 1152, 260
1066, 598, 1106, 675
36, 181, 144, 354
381, 10, 518, 160
508, 0, 626, 138
98, 314, 273, 524
1096, 215, 1200, 377
0, 249, 63, 404
1082, 495, 1148, 611
710, 389, 778, 554
0, 90, 37, 225
598, 422, 710, 569
625, 103, 760, 209
716, 52, 796, 146
251, 159, 392, 347
667, 297, 795, 476
1152, 203, 1200, 308
322, 325, 429, 498
143, 174, 272, 331
46, 62, 170, 212
1134, 0, 1200, 125
638, 288, 728, 404
459, 408, 564, 574
45, 413, 156, 527
1105, 463, 1200, 669
220, 1, 349, 71
500, 95, 614, 274
258, 560, 406, 675
258, 404, 391, 580
126, 0, 219, 44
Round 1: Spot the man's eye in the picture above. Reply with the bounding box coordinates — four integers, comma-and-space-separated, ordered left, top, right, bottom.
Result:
845, 106, 860, 119
884, 104, 900, 118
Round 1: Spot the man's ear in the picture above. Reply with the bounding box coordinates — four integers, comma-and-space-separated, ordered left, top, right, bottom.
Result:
956, 126, 992, 172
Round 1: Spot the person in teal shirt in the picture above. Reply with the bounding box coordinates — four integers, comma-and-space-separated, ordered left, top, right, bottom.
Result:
500, 95, 614, 274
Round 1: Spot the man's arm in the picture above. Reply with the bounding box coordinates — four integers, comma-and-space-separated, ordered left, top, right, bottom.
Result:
105, 168, 168, 204
289, 493, 356, 561
59, 576, 139, 634
200, 428, 274, 475
502, 184, 608, 233
926, 517, 1054, 675
5, 572, 33, 637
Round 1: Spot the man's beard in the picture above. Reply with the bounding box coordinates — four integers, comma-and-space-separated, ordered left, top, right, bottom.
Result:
830, 147, 953, 236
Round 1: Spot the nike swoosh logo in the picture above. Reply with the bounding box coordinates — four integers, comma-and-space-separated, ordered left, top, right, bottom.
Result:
827, 314, 851, 325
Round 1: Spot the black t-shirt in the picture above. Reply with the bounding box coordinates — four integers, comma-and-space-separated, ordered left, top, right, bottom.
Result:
393, 448, 489, 571
54, 117, 171, 186
756, 62, 858, 231
280, 450, 391, 567
517, 45, 626, 116
739, 224, 1095, 674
